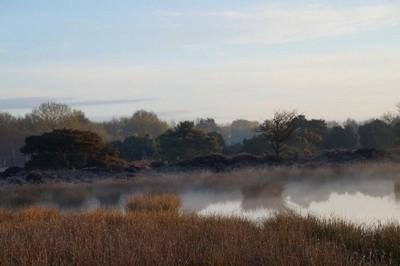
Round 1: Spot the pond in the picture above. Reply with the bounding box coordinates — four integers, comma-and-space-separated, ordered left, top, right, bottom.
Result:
1, 163, 399, 226
191, 177, 399, 225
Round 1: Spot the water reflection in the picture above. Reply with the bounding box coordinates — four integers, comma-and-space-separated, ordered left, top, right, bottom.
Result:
241, 181, 286, 211
1, 164, 400, 225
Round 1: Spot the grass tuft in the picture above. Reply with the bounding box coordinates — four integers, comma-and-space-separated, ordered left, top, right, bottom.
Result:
126, 193, 180, 214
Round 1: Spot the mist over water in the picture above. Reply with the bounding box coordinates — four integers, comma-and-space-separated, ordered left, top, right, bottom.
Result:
1, 163, 400, 225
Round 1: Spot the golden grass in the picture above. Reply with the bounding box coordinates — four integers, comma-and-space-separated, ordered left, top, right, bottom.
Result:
126, 193, 180, 214
0, 195, 400, 265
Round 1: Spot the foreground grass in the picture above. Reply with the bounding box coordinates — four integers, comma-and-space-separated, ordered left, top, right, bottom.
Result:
0, 195, 400, 265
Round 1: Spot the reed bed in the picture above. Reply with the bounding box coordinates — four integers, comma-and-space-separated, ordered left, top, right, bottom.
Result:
126, 193, 180, 214
0, 194, 399, 265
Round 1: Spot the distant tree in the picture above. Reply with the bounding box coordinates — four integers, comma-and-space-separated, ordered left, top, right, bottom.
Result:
223, 143, 243, 155
344, 119, 359, 132
0, 113, 28, 167
120, 110, 169, 138
208, 131, 225, 148
158, 121, 222, 161
326, 121, 340, 128
323, 126, 358, 149
291, 116, 327, 154
29, 102, 73, 129
102, 118, 124, 141
0, 112, 17, 126
241, 135, 271, 156
381, 112, 399, 125
392, 121, 400, 148
394, 121, 400, 137
195, 118, 219, 133
358, 119, 395, 149
259, 111, 298, 158
117, 135, 158, 161
394, 138, 400, 148
21, 129, 124, 170
24, 102, 108, 139
220, 119, 259, 145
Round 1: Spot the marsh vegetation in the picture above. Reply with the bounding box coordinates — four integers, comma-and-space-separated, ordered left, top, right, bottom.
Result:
1, 194, 400, 265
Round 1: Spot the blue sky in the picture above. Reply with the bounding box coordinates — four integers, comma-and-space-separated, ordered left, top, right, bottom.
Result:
0, 0, 399, 122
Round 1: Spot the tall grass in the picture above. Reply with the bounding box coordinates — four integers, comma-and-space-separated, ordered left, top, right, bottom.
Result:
126, 193, 180, 213
0, 194, 400, 265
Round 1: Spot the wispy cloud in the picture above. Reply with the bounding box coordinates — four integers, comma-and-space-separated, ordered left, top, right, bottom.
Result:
0, 97, 151, 110
0, 97, 71, 109
68, 98, 152, 107
159, 3, 400, 44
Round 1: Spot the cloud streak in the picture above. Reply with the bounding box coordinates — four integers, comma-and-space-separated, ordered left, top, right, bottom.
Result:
0, 97, 151, 110
0, 97, 71, 110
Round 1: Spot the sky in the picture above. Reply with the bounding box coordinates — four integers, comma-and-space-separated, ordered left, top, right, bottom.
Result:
0, 0, 399, 123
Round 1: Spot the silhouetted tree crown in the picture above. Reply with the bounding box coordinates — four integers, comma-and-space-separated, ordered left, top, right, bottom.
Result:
358, 119, 396, 149
323, 125, 358, 149
221, 119, 259, 145
158, 121, 222, 161
259, 111, 299, 158
21, 129, 124, 170
112, 135, 159, 161
241, 135, 271, 156
290, 116, 327, 154
195, 118, 219, 133
120, 110, 169, 138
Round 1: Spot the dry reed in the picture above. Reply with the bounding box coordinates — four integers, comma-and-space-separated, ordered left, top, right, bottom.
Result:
0, 194, 400, 265
126, 193, 180, 214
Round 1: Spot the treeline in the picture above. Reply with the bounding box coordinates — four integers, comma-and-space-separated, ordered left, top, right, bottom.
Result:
0, 103, 259, 166
1, 102, 400, 167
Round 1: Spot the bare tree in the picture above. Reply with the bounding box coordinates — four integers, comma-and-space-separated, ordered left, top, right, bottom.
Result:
259, 110, 298, 158
30, 102, 73, 130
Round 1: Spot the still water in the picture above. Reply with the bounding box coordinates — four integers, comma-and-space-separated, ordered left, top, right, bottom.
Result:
1, 163, 400, 225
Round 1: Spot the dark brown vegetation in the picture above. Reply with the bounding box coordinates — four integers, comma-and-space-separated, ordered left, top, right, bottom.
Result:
20, 129, 125, 170
0, 194, 400, 265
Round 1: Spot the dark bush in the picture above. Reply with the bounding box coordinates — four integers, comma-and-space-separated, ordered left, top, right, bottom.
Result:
158, 121, 222, 162
321, 148, 387, 162
26, 171, 44, 183
149, 161, 166, 168
117, 135, 158, 161
1, 166, 24, 178
176, 154, 229, 168
21, 129, 126, 170
229, 153, 264, 166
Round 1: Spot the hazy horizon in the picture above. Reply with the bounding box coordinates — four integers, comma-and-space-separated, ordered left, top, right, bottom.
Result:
1, 0, 399, 123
